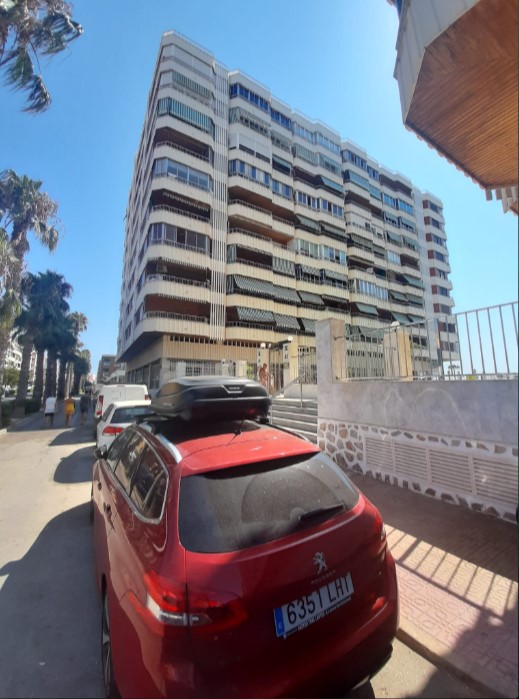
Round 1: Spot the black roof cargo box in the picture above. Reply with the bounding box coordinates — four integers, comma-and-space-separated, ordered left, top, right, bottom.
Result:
151, 376, 271, 421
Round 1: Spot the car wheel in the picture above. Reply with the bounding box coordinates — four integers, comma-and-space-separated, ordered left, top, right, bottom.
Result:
101, 589, 119, 698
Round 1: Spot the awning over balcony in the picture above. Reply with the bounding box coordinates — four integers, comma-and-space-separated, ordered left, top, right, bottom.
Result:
402, 274, 424, 289
320, 176, 344, 195
235, 307, 275, 324
299, 318, 316, 333
402, 235, 419, 251
322, 269, 348, 283
298, 291, 324, 306
390, 290, 408, 302
298, 264, 320, 277
406, 293, 423, 305
386, 230, 402, 245
391, 312, 411, 324
407, 314, 425, 324
274, 313, 301, 331
271, 284, 300, 304
295, 214, 321, 233
233, 274, 273, 297
272, 155, 292, 174
353, 302, 379, 316
321, 222, 344, 237
348, 233, 373, 249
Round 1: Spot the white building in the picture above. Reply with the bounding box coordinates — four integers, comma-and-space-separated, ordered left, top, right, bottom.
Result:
117, 30, 458, 389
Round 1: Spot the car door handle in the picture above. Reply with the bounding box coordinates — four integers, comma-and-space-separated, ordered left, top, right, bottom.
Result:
97, 481, 102, 491
103, 503, 112, 515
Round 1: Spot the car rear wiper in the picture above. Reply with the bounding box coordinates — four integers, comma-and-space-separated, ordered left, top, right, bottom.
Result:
298, 503, 345, 522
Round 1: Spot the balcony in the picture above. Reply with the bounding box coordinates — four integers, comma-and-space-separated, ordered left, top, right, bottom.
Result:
228, 199, 273, 232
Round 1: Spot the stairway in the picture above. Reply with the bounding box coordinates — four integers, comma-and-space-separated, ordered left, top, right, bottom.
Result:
269, 396, 318, 444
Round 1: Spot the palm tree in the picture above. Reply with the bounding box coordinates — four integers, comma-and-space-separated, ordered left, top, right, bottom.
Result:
0, 1, 83, 113
12, 273, 40, 415
0, 169, 61, 417
72, 352, 90, 395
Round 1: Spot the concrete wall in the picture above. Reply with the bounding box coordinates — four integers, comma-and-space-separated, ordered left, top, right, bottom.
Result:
316, 319, 519, 521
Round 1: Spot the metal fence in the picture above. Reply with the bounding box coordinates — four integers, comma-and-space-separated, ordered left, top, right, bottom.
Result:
343, 301, 518, 381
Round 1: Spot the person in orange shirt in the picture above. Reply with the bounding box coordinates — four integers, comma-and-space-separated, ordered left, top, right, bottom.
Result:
64, 394, 75, 427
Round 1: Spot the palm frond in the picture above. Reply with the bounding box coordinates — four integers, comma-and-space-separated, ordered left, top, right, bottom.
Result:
22, 74, 51, 113
5, 47, 33, 88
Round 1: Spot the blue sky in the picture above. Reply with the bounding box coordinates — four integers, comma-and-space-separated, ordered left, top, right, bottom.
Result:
1, 0, 517, 375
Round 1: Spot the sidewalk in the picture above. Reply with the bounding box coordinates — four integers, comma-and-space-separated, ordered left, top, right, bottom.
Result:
350, 471, 518, 699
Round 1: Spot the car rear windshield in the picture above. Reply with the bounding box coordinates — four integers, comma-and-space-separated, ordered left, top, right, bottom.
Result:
178, 453, 360, 553
112, 406, 153, 423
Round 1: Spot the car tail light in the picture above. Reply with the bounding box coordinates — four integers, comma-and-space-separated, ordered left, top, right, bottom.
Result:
139, 571, 247, 636
102, 425, 124, 436
95, 395, 103, 417
145, 394, 150, 400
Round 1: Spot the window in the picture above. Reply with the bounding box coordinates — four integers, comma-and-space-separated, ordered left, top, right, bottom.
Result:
229, 83, 269, 112
130, 446, 168, 519
387, 250, 400, 265
153, 157, 212, 191
106, 430, 133, 472
114, 432, 147, 493
111, 406, 154, 423
271, 108, 291, 130
383, 193, 398, 209
178, 453, 359, 553
157, 97, 215, 136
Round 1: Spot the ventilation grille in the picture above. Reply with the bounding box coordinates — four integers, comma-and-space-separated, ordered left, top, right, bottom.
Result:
473, 457, 518, 506
394, 443, 427, 480
430, 449, 472, 492
365, 437, 393, 471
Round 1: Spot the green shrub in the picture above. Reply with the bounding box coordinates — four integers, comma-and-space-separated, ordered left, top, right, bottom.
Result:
1, 402, 13, 427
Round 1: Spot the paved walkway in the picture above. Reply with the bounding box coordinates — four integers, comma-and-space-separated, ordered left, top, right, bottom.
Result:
350, 472, 518, 699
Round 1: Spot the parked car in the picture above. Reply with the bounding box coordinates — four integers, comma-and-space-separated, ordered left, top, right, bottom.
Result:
96, 399, 153, 450
91, 377, 398, 699
93, 384, 149, 438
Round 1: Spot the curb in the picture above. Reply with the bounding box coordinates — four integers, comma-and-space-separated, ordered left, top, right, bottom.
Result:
396, 620, 513, 698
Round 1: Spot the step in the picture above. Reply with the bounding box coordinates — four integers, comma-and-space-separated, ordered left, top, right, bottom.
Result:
270, 409, 318, 426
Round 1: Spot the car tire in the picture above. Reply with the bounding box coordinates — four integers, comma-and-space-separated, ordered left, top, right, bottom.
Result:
101, 589, 119, 699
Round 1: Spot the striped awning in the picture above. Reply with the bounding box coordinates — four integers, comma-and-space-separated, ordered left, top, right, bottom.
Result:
402, 235, 419, 250
235, 307, 275, 324
391, 312, 410, 324
299, 318, 316, 333
320, 176, 344, 195
322, 293, 348, 307
386, 230, 402, 245
298, 264, 320, 277
271, 284, 300, 304
298, 291, 325, 306
390, 290, 408, 302
295, 215, 320, 233
402, 274, 424, 289
322, 269, 348, 283
274, 313, 300, 331
348, 233, 373, 249
373, 244, 385, 256
233, 274, 274, 296
321, 222, 344, 237
354, 302, 378, 316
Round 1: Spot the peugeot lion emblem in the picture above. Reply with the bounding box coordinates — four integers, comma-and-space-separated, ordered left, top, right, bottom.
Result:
313, 552, 327, 574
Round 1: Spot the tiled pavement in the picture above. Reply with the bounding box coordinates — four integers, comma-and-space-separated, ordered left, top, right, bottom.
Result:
350, 471, 518, 699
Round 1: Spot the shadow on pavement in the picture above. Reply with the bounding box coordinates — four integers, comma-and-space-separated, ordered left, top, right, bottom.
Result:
350, 473, 518, 581
49, 424, 95, 447
54, 445, 97, 484
0, 503, 103, 698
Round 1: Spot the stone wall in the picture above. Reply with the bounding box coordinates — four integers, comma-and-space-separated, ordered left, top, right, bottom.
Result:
316, 318, 519, 521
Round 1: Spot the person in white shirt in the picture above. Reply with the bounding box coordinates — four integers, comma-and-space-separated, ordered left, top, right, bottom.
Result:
44, 395, 57, 427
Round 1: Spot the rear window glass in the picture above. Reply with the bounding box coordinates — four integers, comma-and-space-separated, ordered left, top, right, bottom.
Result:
112, 406, 153, 423
178, 453, 359, 553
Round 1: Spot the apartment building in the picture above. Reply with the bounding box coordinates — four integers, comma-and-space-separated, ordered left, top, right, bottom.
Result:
117, 30, 457, 390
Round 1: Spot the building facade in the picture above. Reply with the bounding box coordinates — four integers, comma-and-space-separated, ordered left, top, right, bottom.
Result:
117, 31, 457, 390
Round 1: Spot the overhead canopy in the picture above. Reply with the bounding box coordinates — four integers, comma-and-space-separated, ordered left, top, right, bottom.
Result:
298, 290, 325, 306
295, 215, 320, 233
406, 292, 423, 305
390, 290, 408, 302
348, 233, 373, 249
233, 274, 273, 296
319, 175, 344, 195
354, 302, 379, 316
235, 307, 275, 323
298, 264, 320, 277
402, 274, 424, 289
271, 284, 300, 304
274, 313, 300, 331
272, 155, 292, 173
386, 230, 402, 245
407, 313, 425, 323
391, 312, 411, 324
402, 235, 419, 250
299, 318, 316, 333
322, 269, 348, 283
321, 222, 345, 237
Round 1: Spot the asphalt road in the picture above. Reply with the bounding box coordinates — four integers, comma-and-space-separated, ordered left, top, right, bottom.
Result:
0, 411, 488, 698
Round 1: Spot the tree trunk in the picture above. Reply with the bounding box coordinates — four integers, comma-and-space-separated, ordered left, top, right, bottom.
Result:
13, 336, 33, 417
57, 358, 67, 399
33, 349, 45, 406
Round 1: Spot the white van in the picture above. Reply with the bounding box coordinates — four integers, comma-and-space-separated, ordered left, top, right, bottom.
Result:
93, 384, 149, 437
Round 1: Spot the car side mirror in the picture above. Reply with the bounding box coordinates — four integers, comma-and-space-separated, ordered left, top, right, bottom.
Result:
94, 445, 108, 459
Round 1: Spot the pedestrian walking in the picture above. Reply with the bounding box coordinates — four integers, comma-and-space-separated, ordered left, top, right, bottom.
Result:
79, 393, 90, 425
44, 395, 57, 428
64, 394, 75, 428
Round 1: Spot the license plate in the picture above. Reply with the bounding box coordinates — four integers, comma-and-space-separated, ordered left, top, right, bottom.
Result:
274, 573, 354, 638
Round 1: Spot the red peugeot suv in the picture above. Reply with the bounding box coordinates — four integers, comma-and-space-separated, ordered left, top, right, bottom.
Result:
91, 377, 398, 698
